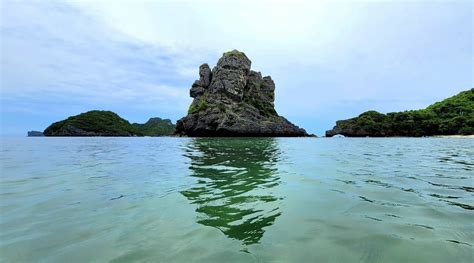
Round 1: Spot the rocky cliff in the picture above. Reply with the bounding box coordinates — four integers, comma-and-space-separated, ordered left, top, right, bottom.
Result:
326, 88, 474, 137
175, 50, 308, 136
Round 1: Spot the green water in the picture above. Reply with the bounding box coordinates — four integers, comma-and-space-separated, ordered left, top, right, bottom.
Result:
1, 137, 473, 262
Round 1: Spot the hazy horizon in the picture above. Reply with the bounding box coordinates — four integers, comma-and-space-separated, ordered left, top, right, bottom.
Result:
1, 0, 472, 136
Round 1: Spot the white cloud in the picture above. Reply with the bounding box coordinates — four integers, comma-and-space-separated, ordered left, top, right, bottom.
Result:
70, 1, 340, 58
1, 1, 199, 117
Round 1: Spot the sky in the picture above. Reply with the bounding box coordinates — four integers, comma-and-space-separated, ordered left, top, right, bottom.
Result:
0, 0, 472, 136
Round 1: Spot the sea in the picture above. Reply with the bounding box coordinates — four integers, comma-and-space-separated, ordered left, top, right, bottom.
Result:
1, 137, 473, 262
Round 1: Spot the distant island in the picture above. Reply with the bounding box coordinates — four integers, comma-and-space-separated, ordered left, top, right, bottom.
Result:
326, 88, 473, 137
43, 110, 175, 136
131, 117, 175, 136
27, 131, 44, 137
175, 50, 308, 136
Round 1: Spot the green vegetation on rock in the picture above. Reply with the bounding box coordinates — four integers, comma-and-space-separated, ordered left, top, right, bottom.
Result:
44, 110, 175, 136
243, 96, 277, 117
326, 89, 474, 137
132, 118, 175, 136
188, 93, 209, 114
44, 110, 139, 136
223, 50, 247, 59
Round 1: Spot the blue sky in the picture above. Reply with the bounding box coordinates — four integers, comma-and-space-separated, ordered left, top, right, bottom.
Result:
1, 0, 472, 136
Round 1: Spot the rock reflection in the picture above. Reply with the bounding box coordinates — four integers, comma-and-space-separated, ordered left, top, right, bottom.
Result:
181, 138, 283, 245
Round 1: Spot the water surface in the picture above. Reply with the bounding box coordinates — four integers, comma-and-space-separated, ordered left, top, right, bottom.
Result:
1, 137, 473, 262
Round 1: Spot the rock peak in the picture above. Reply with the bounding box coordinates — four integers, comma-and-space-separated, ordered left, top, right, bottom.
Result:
175, 50, 308, 137
217, 50, 251, 71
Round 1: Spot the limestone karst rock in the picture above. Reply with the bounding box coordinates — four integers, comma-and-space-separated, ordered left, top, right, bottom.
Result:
325, 88, 474, 137
175, 50, 308, 136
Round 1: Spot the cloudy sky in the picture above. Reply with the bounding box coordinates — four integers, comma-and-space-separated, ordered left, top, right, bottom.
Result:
1, 0, 472, 136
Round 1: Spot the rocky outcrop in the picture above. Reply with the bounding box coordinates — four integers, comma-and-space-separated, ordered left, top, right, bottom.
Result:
190, 64, 212, 98
175, 50, 308, 137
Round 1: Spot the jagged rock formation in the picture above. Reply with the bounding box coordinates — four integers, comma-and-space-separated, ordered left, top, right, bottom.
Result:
175, 50, 308, 136
326, 88, 474, 137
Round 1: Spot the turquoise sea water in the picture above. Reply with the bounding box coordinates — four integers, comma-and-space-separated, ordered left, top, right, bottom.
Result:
0, 137, 473, 262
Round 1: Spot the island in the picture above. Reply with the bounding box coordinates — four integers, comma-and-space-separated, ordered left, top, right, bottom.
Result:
27, 131, 44, 137
132, 117, 175, 137
175, 50, 308, 137
43, 110, 175, 136
326, 88, 473, 137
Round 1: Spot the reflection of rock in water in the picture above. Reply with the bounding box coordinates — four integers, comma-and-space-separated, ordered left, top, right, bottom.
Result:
181, 138, 283, 245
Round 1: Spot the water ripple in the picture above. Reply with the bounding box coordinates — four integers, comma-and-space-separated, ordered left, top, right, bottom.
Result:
1, 137, 473, 262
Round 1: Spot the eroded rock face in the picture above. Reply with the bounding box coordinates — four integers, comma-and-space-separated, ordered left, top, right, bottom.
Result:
209, 52, 251, 101
199, 64, 212, 87
190, 64, 211, 98
176, 50, 308, 137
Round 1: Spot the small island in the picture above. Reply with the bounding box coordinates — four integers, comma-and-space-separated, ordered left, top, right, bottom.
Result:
326, 88, 473, 137
27, 131, 44, 137
175, 50, 308, 137
131, 117, 175, 137
43, 110, 175, 136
